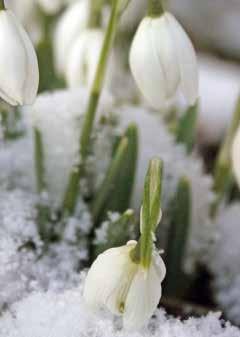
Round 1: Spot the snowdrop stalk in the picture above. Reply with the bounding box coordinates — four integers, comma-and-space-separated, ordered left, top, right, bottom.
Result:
63, 0, 123, 214
84, 158, 166, 330
212, 97, 240, 217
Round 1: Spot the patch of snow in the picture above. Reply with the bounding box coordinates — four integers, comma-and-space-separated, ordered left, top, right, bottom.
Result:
1, 276, 240, 337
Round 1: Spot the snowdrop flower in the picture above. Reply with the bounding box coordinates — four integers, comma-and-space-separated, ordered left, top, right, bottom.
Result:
4, 0, 42, 45
84, 240, 166, 330
129, 10, 198, 109
0, 8, 39, 105
66, 29, 112, 90
53, 0, 89, 76
232, 125, 240, 187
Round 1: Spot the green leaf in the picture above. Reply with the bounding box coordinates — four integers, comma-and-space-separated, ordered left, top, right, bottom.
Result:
93, 209, 136, 258
91, 136, 129, 224
34, 128, 46, 194
140, 158, 163, 268
176, 103, 198, 153
107, 123, 138, 213
164, 177, 191, 297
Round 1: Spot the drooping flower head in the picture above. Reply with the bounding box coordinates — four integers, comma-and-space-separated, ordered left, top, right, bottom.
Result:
129, 3, 198, 109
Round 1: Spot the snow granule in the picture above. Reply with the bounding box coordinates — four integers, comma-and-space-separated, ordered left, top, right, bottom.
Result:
118, 105, 215, 273
210, 204, 240, 325
1, 276, 239, 337
0, 189, 92, 309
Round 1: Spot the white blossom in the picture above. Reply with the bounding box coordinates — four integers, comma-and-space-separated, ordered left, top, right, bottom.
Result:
129, 13, 198, 109
66, 29, 113, 90
84, 241, 166, 330
53, 0, 89, 76
0, 9, 39, 105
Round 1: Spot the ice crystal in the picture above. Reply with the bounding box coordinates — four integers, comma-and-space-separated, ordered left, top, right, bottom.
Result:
117, 105, 215, 273
1, 275, 239, 337
210, 204, 240, 325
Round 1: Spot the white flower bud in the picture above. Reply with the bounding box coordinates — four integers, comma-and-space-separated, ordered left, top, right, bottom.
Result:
232, 126, 240, 187
53, 0, 89, 76
83, 241, 166, 330
129, 12, 198, 109
0, 9, 39, 106
66, 29, 113, 90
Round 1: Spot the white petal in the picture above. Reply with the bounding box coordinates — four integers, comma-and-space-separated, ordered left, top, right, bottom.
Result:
166, 13, 199, 105
123, 254, 166, 330
53, 0, 89, 76
0, 11, 27, 105
66, 30, 104, 89
9, 11, 39, 104
232, 126, 240, 187
83, 243, 137, 315
0, 11, 39, 106
129, 16, 180, 109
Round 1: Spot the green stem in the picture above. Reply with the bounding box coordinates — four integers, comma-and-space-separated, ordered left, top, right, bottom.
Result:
80, 1, 120, 161
34, 128, 45, 194
211, 97, 240, 217
62, 0, 121, 214
88, 0, 102, 28
92, 137, 128, 223
148, 0, 164, 17
0, 0, 5, 10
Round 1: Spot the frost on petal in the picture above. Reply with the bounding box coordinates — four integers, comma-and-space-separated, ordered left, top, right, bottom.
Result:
123, 261, 163, 330
166, 12, 199, 105
84, 244, 137, 315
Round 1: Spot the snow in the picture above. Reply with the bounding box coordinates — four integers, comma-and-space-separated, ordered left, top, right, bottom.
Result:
118, 105, 215, 273
0, 188, 91, 310
211, 204, 240, 325
24, 87, 114, 207
1, 276, 239, 337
